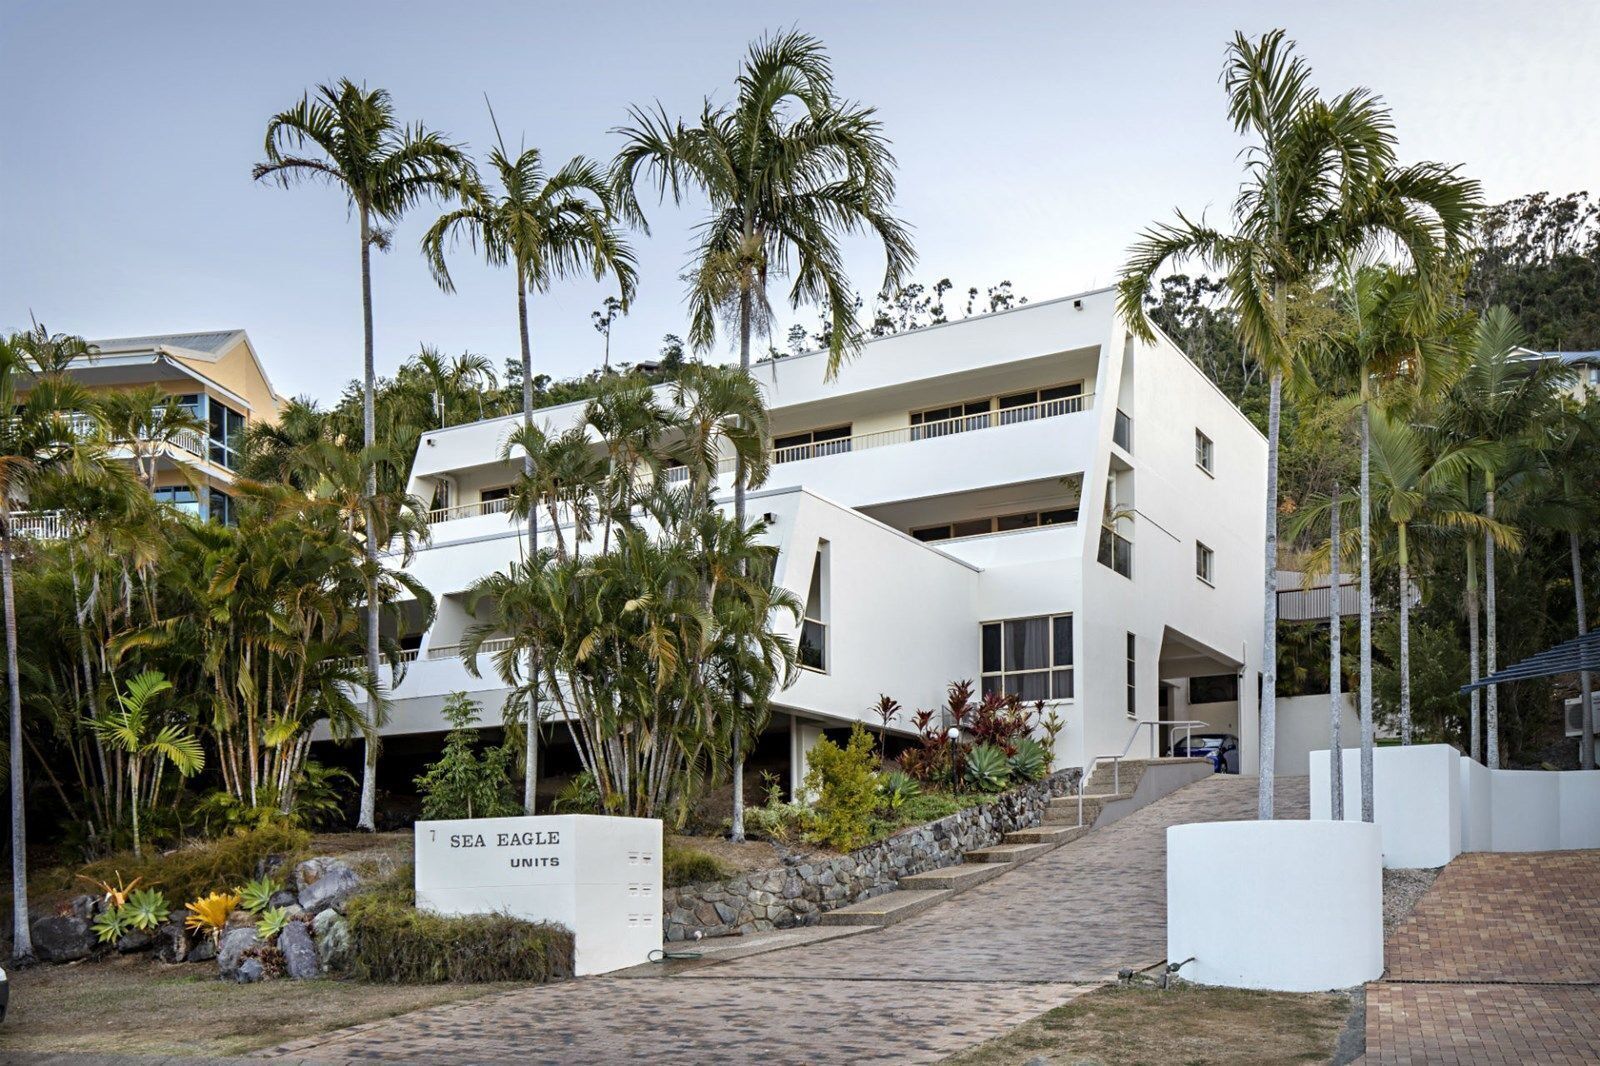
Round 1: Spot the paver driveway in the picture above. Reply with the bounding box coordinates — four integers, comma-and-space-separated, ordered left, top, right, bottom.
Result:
1365, 849, 1600, 1064
264, 775, 1305, 1065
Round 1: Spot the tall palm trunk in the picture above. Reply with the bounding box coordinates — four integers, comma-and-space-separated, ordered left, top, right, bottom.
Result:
1358, 399, 1375, 823
357, 204, 383, 832
1571, 530, 1594, 770
1466, 538, 1481, 761
1328, 484, 1344, 820
1484, 474, 1499, 767
1258, 369, 1283, 820
729, 280, 752, 843
518, 266, 539, 815
3, 518, 32, 960
1398, 522, 1413, 744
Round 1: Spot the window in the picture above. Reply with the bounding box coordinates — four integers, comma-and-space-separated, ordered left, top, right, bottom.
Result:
209, 488, 236, 526
773, 424, 852, 463
207, 400, 246, 470
152, 486, 200, 517
1196, 542, 1214, 584
798, 545, 828, 671
1195, 429, 1214, 474
912, 507, 1079, 543
1098, 526, 1132, 577
911, 399, 992, 440
1190, 674, 1239, 704
1113, 408, 1133, 451
997, 382, 1084, 423
981, 614, 1073, 701
1126, 632, 1137, 718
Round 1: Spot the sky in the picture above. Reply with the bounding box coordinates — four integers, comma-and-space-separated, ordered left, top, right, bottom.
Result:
3, 0, 1597, 404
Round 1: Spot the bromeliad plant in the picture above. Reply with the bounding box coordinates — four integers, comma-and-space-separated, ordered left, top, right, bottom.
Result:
236, 876, 280, 915
255, 906, 293, 942
185, 891, 241, 946
92, 887, 171, 944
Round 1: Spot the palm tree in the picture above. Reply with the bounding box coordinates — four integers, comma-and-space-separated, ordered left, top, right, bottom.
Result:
93, 385, 208, 491
613, 31, 911, 837
423, 109, 635, 814
1117, 29, 1479, 818
1536, 403, 1600, 768
1319, 267, 1478, 819
87, 670, 203, 858
255, 79, 467, 829
410, 345, 498, 428
1440, 307, 1568, 765
0, 327, 112, 960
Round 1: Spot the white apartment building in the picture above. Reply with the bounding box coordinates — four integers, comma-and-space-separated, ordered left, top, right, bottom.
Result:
375, 288, 1270, 785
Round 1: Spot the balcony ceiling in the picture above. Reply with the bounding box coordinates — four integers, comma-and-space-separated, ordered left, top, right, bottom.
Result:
860, 475, 1084, 531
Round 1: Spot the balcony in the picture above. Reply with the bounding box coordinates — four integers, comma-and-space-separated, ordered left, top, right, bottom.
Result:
11, 510, 70, 540
65, 413, 210, 464
426, 497, 514, 524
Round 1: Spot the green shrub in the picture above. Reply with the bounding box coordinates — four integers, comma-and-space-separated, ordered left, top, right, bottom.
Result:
803, 724, 879, 851
73, 824, 309, 906
414, 693, 522, 820
552, 771, 602, 814
236, 875, 280, 915
1007, 737, 1049, 782
663, 844, 733, 887
743, 800, 816, 843
964, 743, 1012, 793
344, 867, 572, 984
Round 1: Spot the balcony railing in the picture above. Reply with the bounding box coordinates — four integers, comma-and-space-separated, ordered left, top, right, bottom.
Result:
426, 497, 514, 524
437, 393, 1093, 523
425, 637, 517, 660
65, 413, 208, 461
11, 510, 71, 540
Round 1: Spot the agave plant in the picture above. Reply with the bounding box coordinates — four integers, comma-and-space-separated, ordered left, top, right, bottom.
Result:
877, 770, 922, 813
122, 888, 171, 932
1007, 738, 1049, 782
184, 891, 241, 945
91, 906, 136, 944
255, 905, 292, 942
236, 876, 280, 915
964, 744, 1012, 793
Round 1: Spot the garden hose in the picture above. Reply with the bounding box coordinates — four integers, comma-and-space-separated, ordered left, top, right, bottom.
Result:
648, 948, 705, 962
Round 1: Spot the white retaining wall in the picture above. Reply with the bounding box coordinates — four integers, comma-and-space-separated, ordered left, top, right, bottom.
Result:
1168, 820, 1383, 992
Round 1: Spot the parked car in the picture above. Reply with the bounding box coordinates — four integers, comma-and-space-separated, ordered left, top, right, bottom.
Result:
1172, 733, 1240, 773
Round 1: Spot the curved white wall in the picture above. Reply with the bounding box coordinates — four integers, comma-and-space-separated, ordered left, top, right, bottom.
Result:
1310, 743, 1461, 868
1167, 820, 1383, 991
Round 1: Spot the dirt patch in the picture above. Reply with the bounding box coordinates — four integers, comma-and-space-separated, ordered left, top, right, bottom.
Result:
665, 833, 799, 876
308, 830, 413, 880
942, 980, 1351, 1065
1, 952, 511, 1057
1383, 866, 1440, 931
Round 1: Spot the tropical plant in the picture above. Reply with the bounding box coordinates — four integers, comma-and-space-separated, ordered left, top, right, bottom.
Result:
413, 693, 521, 821
964, 744, 1012, 793
92, 385, 208, 492
1118, 29, 1480, 818
422, 107, 636, 814
255, 78, 468, 829
184, 890, 241, 945
236, 876, 281, 915
92, 906, 136, 944
870, 695, 902, 760
802, 724, 879, 850
122, 888, 171, 932
255, 906, 293, 942
87, 670, 204, 858
614, 28, 913, 839
1007, 737, 1049, 782
876, 769, 921, 814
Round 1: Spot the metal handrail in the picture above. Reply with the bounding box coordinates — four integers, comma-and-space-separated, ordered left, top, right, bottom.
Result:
1088, 718, 1210, 793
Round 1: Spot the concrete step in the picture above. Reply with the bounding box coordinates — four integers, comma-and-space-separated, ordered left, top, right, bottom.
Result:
819, 889, 952, 927
1003, 824, 1092, 846
964, 842, 1054, 864
897, 862, 1009, 892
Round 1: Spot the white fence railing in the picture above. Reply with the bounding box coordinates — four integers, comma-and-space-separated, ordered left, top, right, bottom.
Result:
65, 413, 208, 460
426, 497, 514, 524
425, 637, 517, 661
11, 510, 71, 540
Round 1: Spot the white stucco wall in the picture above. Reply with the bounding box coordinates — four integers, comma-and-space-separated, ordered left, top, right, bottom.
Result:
1310, 743, 1461, 868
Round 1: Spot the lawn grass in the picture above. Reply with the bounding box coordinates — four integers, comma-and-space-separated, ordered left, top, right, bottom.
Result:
0, 953, 513, 1057
943, 979, 1352, 1065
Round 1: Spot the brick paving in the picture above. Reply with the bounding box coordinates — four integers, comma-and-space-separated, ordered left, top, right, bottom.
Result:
258, 774, 1293, 1065
1366, 849, 1600, 1065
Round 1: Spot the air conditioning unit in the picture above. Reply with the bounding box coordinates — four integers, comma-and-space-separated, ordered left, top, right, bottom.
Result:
1564, 696, 1599, 738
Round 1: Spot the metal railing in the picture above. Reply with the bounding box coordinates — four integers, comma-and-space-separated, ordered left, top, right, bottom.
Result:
1087, 718, 1209, 795
65, 413, 208, 460
426, 497, 514, 524
11, 510, 71, 540
425, 636, 516, 661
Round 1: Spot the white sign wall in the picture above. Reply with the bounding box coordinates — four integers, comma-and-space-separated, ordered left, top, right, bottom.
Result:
414, 814, 663, 976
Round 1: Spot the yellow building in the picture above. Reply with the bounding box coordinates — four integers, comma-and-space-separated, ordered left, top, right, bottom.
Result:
33, 329, 285, 525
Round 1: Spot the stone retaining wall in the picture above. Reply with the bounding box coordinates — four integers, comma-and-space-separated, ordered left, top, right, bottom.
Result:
663, 769, 1081, 941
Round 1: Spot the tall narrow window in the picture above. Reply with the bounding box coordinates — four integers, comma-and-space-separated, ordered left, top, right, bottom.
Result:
1196, 542, 1215, 585
799, 545, 828, 671
1195, 429, 1214, 474
207, 400, 246, 471
981, 614, 1073, 700
1126, 632, 1137, 718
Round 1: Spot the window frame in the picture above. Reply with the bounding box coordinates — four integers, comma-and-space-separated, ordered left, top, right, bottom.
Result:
979, 613, 1074, 702
1196, 541, 1215, 586
798, 544, 829, 673
911, 506, 1080, 543
1125, 632, 1137, 719
1195, 429, 1214, 476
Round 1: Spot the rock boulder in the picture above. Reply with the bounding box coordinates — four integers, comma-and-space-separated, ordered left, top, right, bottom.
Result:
217, 926, 260, 980
293, 857, 361, 915
31, 914, 93, 963
278, 919, 319, 979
